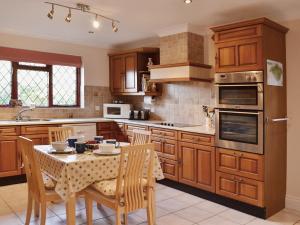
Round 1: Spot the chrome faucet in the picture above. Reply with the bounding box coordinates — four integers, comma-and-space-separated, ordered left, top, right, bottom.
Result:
16, 104, 36, 121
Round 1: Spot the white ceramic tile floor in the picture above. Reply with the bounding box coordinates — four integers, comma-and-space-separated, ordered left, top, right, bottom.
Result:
0, 183, 300, 225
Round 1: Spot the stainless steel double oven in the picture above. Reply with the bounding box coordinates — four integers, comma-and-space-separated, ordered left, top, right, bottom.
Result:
215, 71, 264, 154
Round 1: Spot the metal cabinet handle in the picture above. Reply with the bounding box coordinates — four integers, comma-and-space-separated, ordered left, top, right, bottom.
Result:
218, 110, 261, 115
272, 118, 289, 122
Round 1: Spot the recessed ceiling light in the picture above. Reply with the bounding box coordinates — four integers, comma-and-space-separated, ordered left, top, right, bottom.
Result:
88, 31, 94, 34
184, 0, 192, 4
92, 15, 100, 29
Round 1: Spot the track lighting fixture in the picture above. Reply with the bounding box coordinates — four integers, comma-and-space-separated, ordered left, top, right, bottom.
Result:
184, 0, 192, 4
92, 15, 100, 29
45, 2, 120, 32
65, 8, 72, 23
47, 4, 54, 19
112, 21, 118, 32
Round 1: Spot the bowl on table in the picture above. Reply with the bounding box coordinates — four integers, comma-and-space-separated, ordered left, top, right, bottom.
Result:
52, 141, 68, 152
99, 143, 115, 153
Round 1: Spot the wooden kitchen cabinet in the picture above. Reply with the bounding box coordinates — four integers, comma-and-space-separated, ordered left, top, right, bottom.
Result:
0, 136, 21, 178
215, 38, 263, 73
109, 48, 160, 96
178, 141, 215, 192
216, 148, 264, 181
216, 171, 264, 207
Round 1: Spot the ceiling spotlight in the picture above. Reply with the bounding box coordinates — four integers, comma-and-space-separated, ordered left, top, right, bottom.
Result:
112, 21, 118, 32
184, 0, 192, 4
92, 15, 100, 29
47, 4, 54, 19
65, 8, 72, 23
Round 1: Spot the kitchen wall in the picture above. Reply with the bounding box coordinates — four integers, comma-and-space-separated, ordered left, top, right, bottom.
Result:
284, 19, 300, 210
0, 86, 112, 119
0, 32, 112, 119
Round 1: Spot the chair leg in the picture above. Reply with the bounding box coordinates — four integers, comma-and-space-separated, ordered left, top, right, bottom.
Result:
25, 191, 33, 225
122, 213, 128, 225
85, 196, 93, 225
116, 207, 121, 225
34, 200, 40, 217
40, 202, 46, 225
147, 203, 154, 225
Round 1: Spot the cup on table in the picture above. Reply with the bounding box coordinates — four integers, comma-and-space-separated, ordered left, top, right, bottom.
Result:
67, 137, 78, 148
94, 136, 104, 143
99, 143, 115, 153
105, 139, 120, 148
75, 142, 86, 154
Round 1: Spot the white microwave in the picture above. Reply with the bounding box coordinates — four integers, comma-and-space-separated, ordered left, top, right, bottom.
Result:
103, 104, 131, 119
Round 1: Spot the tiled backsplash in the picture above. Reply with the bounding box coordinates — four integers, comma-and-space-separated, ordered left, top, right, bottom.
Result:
0, 86, 112, 120
119, 82, 215, 125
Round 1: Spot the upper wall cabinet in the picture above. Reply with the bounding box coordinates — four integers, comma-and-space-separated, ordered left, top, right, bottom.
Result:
109, 48, 160, 96
211, 18, 288, 73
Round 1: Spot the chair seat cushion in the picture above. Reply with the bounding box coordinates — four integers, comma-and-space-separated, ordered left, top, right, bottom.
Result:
91, 178, 148, 197
42, 173, 56, 190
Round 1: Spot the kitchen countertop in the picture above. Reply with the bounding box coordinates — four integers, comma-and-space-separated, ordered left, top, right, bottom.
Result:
0, 118, 215, 135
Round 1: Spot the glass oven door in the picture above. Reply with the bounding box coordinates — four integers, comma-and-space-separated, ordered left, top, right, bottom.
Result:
216, 109, 263, 154
216, 84, 263, 110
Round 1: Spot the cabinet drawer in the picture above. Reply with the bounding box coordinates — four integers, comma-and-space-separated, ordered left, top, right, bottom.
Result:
216, 148, 264, 181
0, 126, 20, 136
214, 25, 262, 43
125, 124, 148, 137
21, 125, 57, 135
149, 127, 177, 140
178, 132, 214, 146
97, 122, 114, 131
216, 172, 264, 207
160, 157, 178, 181
151, 137, 178, 160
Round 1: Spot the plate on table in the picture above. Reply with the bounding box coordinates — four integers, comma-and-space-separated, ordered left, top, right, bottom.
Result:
48, 148, 74, 154
93, 149, 121, 156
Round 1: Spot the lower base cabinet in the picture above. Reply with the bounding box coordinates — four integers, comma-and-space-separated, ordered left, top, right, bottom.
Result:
0, 137, 21, 178
216, 171, 264, 207
178, 142, 215, 192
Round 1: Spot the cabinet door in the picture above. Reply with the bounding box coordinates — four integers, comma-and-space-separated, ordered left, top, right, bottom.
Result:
196, 145, 216, 192
151, 137, 163, 156
178, 142, 196, 185
162, 158, 178, 181
216, 148, 264, 181
216, 172, 264, 207
123, 53, 138, 93
179, 142, 215, 192
110, 56, 124, 93
0, 137, 21, 177
216, 43, 237, 70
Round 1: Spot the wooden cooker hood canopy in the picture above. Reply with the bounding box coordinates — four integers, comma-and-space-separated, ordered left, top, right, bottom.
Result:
150, 32, 213, 83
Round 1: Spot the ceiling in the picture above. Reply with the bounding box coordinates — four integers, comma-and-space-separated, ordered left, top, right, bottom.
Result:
1, 0, 300, 48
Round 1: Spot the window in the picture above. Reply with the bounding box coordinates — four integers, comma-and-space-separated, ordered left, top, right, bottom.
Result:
0, 60, 12, 105
0, 61, 80, 107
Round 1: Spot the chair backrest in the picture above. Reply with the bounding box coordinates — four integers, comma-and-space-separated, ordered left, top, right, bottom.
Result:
131, 129, 151, 145
48, 127, 73, 143
116, 143, 155, 212
18, 136, 46, 199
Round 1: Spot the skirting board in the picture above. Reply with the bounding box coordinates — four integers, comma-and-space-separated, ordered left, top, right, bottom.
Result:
286, 195, 300, 211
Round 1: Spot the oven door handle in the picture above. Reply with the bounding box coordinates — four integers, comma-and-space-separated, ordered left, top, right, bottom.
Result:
218, 110, 261, 115
214, 84, 260, 87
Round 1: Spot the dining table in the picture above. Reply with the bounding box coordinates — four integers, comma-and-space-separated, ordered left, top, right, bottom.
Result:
34, 143, 164, 225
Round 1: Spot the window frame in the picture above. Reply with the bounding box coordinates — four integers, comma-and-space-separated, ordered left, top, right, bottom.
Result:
1, 61, 81, 108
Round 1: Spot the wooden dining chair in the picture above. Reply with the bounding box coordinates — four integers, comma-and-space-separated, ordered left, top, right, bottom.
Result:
19, 136, 62, 225
131, 129, 152, 145
84, 143, 156, 225
48, 127, 74, 144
